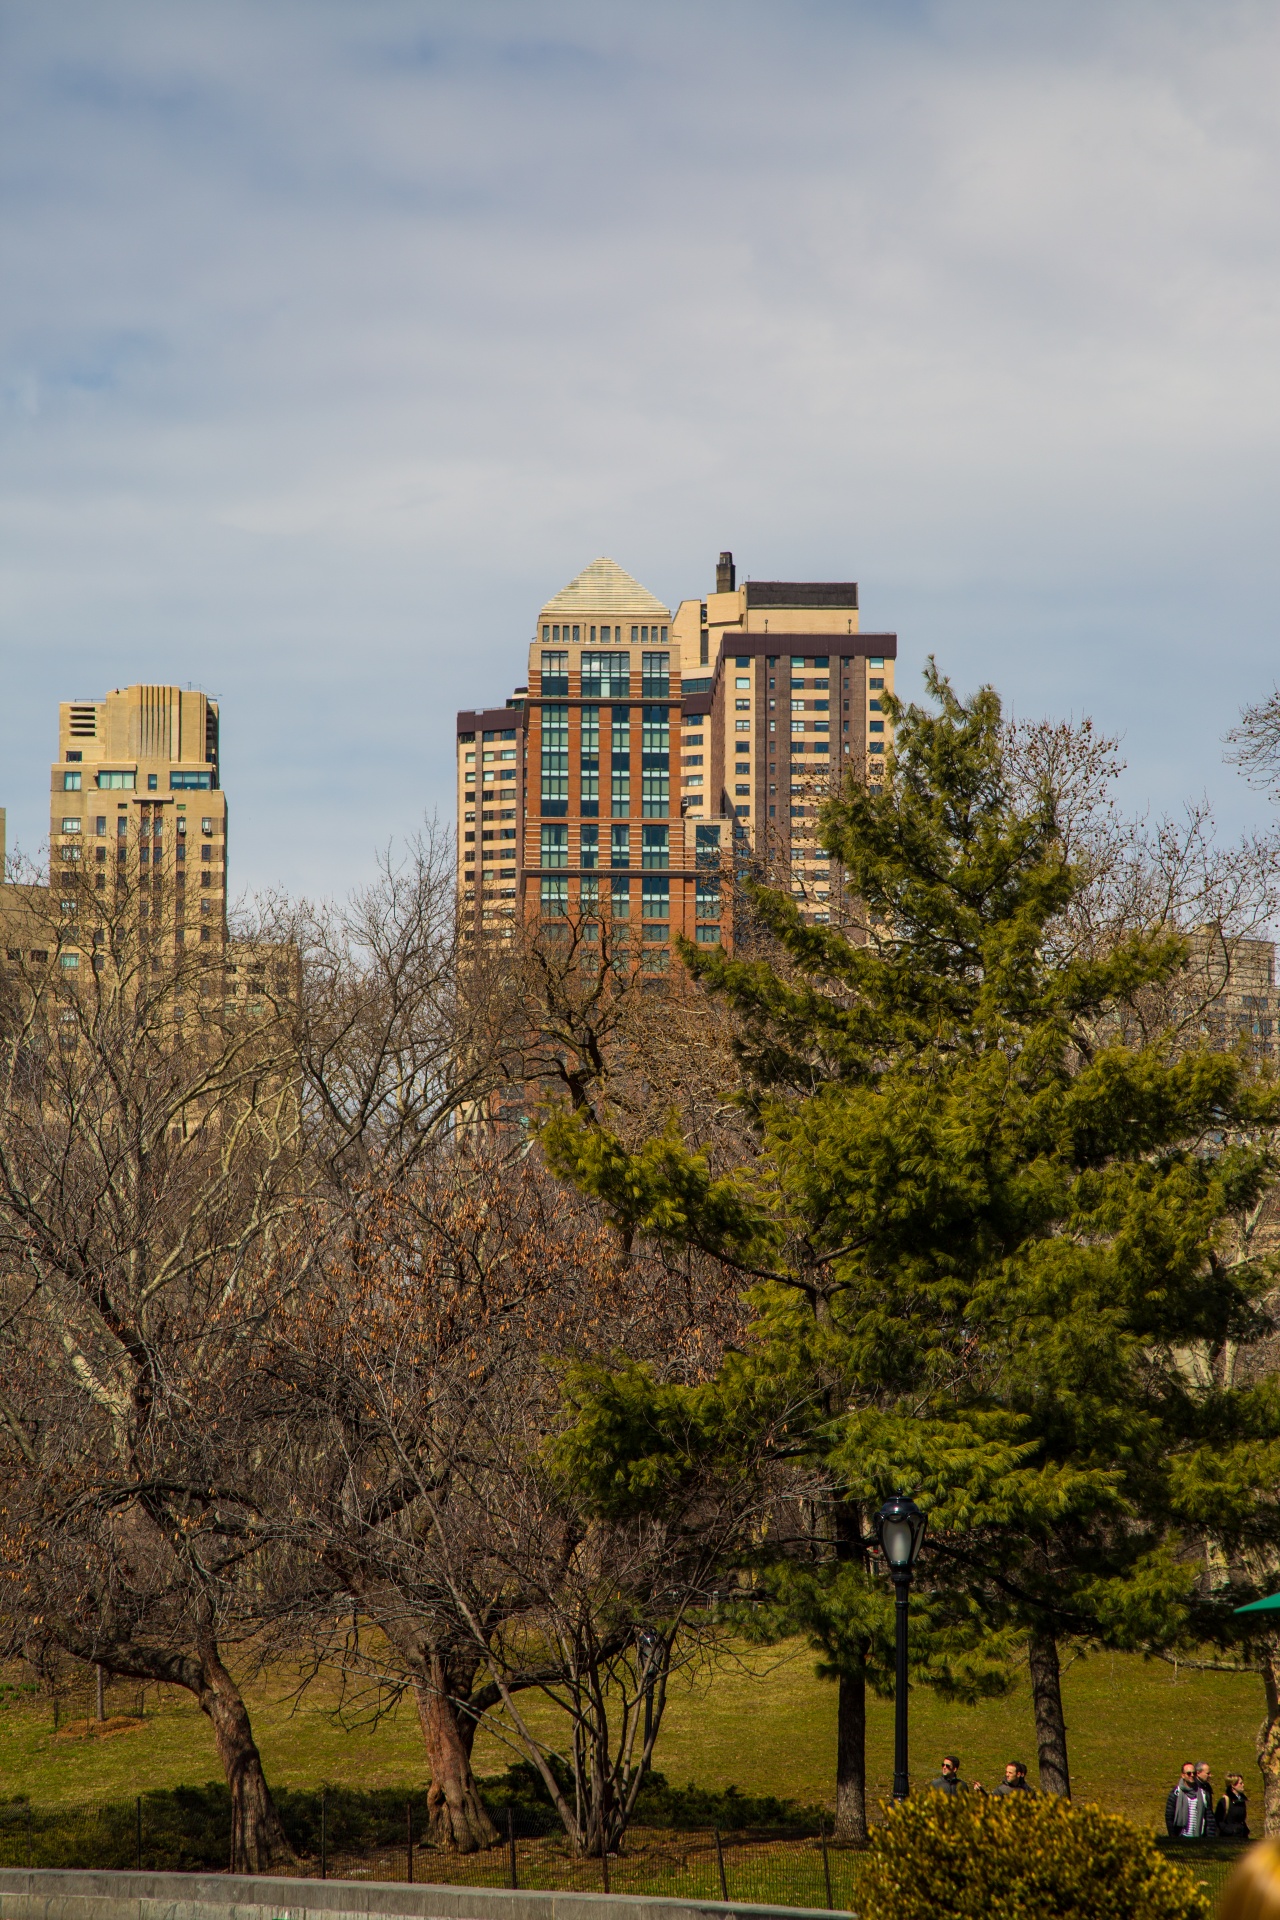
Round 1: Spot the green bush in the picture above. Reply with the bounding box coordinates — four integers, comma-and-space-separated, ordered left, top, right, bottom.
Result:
860, 1792, 1209, 1920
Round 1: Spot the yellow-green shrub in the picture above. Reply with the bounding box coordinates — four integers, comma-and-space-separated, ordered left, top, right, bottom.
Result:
860, 1791, 1209, 1920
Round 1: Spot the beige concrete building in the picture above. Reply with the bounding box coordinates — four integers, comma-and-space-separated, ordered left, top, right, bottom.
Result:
50, 684, 227, 964
456, 551, 897, 950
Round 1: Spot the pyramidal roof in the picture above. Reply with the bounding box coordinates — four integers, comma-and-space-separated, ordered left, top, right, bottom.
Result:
539, 557, 670, 621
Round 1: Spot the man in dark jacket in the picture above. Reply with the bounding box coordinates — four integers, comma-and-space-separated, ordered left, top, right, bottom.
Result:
993, 1762, 1034, 1796
930, 1756, 966, 1795
1166, 1761, 1217, 1838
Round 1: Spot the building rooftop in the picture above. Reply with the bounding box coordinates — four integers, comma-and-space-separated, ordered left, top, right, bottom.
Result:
539, 557, 670, 622
744, 582, 859, 609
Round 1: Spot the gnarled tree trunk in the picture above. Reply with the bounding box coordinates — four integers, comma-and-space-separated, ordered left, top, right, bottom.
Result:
416, 1655, 499, 1852
833, 1665, 868, 1843
1255, 1634, 1280, 1834
1028, 1630, 1071, 1799
196, 1639, 295, 1873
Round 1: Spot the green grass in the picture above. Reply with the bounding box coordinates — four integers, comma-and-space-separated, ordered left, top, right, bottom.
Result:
0, 1642, 1264, 1842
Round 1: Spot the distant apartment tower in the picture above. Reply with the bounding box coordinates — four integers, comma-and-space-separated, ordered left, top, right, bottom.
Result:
456, 552, 895, 947
52, 684, 227, 955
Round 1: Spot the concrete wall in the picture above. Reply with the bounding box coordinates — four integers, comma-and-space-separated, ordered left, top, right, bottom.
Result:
0, 1869, 843, 1920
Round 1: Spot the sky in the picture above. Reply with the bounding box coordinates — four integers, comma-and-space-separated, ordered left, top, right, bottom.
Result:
3, 0, 1280, 900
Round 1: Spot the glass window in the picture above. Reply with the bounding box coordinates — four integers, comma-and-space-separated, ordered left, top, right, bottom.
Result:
60, 953, 79, 970
870, 656, 885, 667
641, 706, 669, 818
611, 877, 631, 917
735, 677, 751, 689
540, 651, 568, 695
641, 825, 669, 869
97, 770, 136, 790
579, 825, 599, 869
540, 877, 568, 917
611, 707, 631, 817
736, 655, 749, 666
541, 824, 568, 868
641, 651, 669, 696
62, 772, 81, 791
696, 926, 721, 943
579, 705, 599, 812
581, 652, 630, 698
60, 817, 81, 833
611, 825, 630, 868
641, 876, 669, 918
870, 677, 884, 690
696, 877, 720, 915
169, 770, 212, 790
541, 703, 569, 815
65, 751, 82, 763
580, 875, 599, 914
695, 824, 721, 865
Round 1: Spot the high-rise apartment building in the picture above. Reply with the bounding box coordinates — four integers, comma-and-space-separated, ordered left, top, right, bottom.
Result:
456, 552, 897, 949
50, 684, 227, 958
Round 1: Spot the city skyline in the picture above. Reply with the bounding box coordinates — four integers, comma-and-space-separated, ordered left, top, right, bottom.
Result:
4, 7, 1280, 902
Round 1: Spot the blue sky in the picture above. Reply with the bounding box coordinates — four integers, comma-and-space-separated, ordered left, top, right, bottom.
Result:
3, 1, 1280, 898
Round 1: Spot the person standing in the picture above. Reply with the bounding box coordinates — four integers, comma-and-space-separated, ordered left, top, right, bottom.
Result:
1217, 1774, 1250, 1839
930, 1756, 967, 1795
1166, 1761, 1217, 1839
992, 1762, 1034, 1797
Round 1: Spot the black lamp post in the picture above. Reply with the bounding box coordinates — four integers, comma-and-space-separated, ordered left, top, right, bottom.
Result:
876, 1492, 928, 1803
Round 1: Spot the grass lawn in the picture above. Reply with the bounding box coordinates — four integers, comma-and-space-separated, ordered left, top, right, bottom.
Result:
0, 1642, 1265, 1840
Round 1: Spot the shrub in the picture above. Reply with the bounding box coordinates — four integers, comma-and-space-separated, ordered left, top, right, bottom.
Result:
860, 1791, 1209, 1920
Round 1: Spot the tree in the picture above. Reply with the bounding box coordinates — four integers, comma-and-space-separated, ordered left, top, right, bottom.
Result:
0, 879, 301, 1871
544, 663, 1280, 1827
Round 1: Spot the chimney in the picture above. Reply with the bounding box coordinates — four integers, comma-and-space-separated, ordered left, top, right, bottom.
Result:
716, 550, 736, 593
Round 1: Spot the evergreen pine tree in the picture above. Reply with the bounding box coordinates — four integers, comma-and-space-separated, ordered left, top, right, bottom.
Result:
544, 666, 1280, 1830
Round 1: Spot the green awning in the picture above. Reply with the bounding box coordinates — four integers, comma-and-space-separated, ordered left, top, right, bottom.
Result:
1235, 1594, 1280, 1614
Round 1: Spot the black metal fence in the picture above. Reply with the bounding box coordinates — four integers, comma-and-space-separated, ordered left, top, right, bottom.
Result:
0, 1798, 860, 1911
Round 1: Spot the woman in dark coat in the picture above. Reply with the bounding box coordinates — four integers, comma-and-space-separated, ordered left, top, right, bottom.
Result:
1216, 1774, 1250, 1839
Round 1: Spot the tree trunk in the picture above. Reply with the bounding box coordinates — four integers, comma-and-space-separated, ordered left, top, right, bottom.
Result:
417, 1657, 500, 1852
833, 1666, 868, 1842
1028, 1631, 1071, 1799
1256, 1635, 1280, 1835
196, 1643, 295, 1873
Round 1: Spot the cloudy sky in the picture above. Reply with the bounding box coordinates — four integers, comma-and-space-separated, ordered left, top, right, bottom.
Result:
3, 1, 1280, 898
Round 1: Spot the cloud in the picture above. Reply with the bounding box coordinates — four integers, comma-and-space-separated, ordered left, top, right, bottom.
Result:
2, 0, 1279, 894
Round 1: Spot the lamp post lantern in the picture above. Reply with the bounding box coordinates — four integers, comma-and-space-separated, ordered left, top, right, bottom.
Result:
876, 1493, 927, 1802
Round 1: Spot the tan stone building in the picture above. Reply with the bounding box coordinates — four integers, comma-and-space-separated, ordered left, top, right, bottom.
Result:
456, 551, 897, 949
49, 684, 227, 965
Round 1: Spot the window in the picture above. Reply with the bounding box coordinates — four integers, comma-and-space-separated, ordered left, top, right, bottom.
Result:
201, 844, 212, 862
735, 784, 750, 796
695, 824, 721, 864
611, 825, 630, 868
814, 657, 829, 668
201, 817, 213, 834
580, 704, 599, 812
540, 651, 568, 694
641, 706, 669, 817
170, 770, 212, 790
541, 825, 568, 868
580, 875, 599, 914
94, 816, 106, 835
684, 732, 704, 746
97, 770, 135, 790
735, 698, 751, 710
611, 708, 631, 817
683, 775, 703, 787
869, 699, 882, 711
682, 754, 704, 767
641, 826, 668, 869
62, 772, 81, 791
735, 719, 751, 732
696, 926, 721, 943
870, 656, 885, 668
870, 677, 884, 690
60, 953, 79, 970
869, 721, 885, 734
696, 877, 720, 915
581, 652, 630, 698
540, 877, 568, 917
642, 876, 669, 919
736, 655, 749, 666
65, 751, 82, 763
611, 877, 631, 917
580, 825, 599, 869
541, 703, 569, 815
641, 652, 669, 697
60, 816, 81, 833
